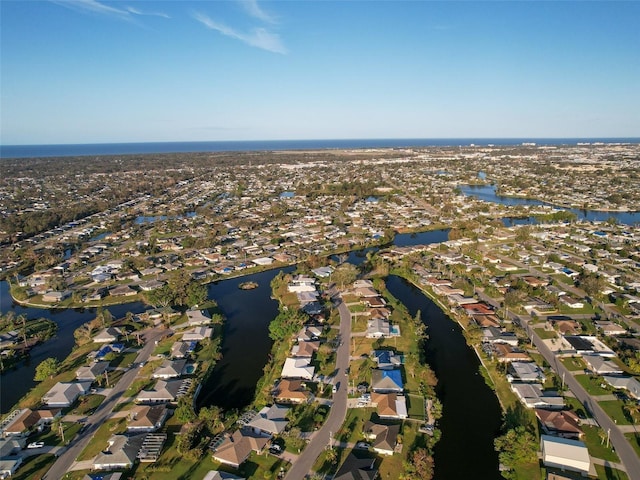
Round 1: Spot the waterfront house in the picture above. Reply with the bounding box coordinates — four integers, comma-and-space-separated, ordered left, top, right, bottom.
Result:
334, 452, 379, 480
291, 341, 320, 358
42, 290, 71, 303
370, 393, 408, 419
372, 350, 403, 370
280, 358, 315, 380
211, 428, 269, 468
182, 326, 213, 342
94, 327, 121, 343
273, 379, 310, 404
93, 434, 146, 470
507, 362, 546, 383
186, 309, 212, 326
42, 381, 91, 407
76, 361, 110, 381
510, 383, 564, 409
371, 369, 404, 393
363, 421, 400, 456
246, 404, 289, 436
152, 359, 188, 379
493, 343, 532, 363
127, 405, 169, 433
535, 409, 583, 440
366, 318, 391, 338
540, 435, 591, 476
136, 379, 191, 404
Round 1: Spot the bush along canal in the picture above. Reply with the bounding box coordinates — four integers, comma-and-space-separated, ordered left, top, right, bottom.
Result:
386, 275, 503, 480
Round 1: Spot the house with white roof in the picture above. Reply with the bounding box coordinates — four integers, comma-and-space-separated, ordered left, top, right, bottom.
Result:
246, 404, 289, 436
280, 358, 315, 380
541, 435, 592, 476
42, 381, 91, 407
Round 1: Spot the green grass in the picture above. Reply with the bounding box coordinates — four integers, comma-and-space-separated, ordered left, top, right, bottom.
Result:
13, 453, 56, 480
109, 350, 139, 368
564, 396, 591, 419
595, 464, 630, 480
575, 375, 611, 396
336, 408, 375, 444
534, 328, 558, 340
68, 394, 105, 416
406, 393, 426, 420
512, 461, 543, 480
560, 357, 587, 372
598, 400, 633, 425
582, 425, 620, 462
624, 433, 640, 458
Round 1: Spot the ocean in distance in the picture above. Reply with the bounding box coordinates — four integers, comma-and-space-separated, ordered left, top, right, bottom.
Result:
2, 138, 639, 159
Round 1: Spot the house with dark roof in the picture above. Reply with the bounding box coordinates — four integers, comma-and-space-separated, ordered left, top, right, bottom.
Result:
372, 350, 402, 370
334, 452, 379, 480
363, 421, 400, 456
535, 409, 583, 440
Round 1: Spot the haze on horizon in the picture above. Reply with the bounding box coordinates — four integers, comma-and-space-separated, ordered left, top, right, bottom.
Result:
1, 0, 639, 146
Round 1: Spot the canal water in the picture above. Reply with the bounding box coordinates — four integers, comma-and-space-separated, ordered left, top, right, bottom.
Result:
461, 184, 640, 225
385, 275, 503, 480
0, 281, 148, 413
197, 266, 294, 410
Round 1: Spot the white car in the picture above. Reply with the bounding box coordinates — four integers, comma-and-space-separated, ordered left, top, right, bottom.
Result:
27, 442, 44, 449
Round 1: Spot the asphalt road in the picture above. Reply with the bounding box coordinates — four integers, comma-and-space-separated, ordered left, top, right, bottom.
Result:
44, 327, 167, 480
523, 319, 640, 480
285, 290, 351, 480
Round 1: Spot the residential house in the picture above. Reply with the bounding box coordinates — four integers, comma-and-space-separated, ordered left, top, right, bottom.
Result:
371, 369, 404, 393
43, 381, 91, 407
493, 344, 532, 363
507, 362, 546, 383
281, 358, 315, 380
363, 421, 400, 456
152, 359, 188, 379
93, 434, 146, 470
370, 393, 408, 419
136, 379, 191, 404
76, 361, 110, 381
2, 408, 61, 437
287, 276, 317, 293
246, 405, 289, 436
203, 472, 245, 480
212, 429, 269, 468
511, 383, 564, 409
291, 341, 320, 358
182, 326, 213, 342
535, 410, 583, 440
94, 327, 121, 343
594, 321, 627, 336
171, 341, 194, 359
563, 336, 616, 357
582, 356, 623, 375
559, 296, 584, 309
540, 435, 591, 476
482, 327, 519, 346
334, 452, 378, 480
109, 285, 137, 297
273, 379, 310, 404
186, 309, 212, 326
372, 350, 403, 370
366, 318, 391, 339
602, 376, 640, 399
127, 405, 169, 433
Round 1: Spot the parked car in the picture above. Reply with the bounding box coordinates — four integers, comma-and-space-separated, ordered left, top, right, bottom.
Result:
355, 442, 370, 449
27, 442, 44, 449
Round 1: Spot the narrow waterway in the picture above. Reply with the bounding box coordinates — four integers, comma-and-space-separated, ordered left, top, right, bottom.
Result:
0, 281, 148, 413
461, 184, 640, 224
197, 267, 294, 411
385, 275, 503, 480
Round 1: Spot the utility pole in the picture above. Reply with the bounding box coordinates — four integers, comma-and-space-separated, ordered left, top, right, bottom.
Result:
607, 428, 611, 448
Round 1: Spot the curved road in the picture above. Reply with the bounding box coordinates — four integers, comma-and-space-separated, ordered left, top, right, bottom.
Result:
44, 327, 167, 480
285, 289, 351, 479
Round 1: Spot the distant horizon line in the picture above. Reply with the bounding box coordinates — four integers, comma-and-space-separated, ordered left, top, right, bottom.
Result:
4, 136, 640, 147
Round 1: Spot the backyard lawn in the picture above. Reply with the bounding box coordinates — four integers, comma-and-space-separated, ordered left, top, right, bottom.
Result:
13, 453, 56, 480
560, 357, 587, 372
581, 425, 620, 462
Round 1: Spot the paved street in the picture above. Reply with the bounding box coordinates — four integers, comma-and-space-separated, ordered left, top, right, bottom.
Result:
44, 327, 166, 480
523, 319, 640, 480
285, 290, 351, 479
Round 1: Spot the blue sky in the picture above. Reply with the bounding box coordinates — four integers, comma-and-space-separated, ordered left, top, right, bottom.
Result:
1, 0, 639, 144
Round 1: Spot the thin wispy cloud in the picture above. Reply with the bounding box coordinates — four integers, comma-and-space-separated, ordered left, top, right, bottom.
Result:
51, 0, 169, 21
238, 0, 278, 24
192, 11, 287, 54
